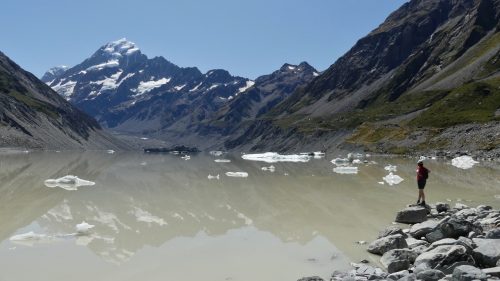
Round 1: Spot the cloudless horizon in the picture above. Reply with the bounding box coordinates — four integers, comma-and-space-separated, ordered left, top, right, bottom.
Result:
2, 0, 407, 79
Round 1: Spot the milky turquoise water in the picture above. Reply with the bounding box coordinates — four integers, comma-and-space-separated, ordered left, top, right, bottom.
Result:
0, 151, 499, 281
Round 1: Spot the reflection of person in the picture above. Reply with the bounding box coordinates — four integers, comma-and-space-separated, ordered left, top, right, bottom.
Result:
416, 160, 430, 206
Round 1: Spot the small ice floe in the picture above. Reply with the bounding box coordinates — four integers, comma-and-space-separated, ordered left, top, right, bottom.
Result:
333, 166, 358, 174
355, 241, 367, 245
242, 152, 310, 163
76, 221, 95, 235
383, 172, 404, 186
261, 165, 276, 172
451, 156, 479, 169
44, 175, 95, 191
208, 174, 220, 180
384, 165, 397, 172
140, 137, 149, 140
210, 151, 224, 157
331, 158, 350, 166
181, 155, 190, 160
378, 181, 385, 185
300, 151, 325, 159
352, 159, 363, 164
214, 159, 231, 163
107, 150, 115, 154
225, 172, 249, 178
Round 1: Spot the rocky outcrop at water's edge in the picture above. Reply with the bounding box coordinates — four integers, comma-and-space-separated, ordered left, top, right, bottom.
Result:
299, 203, 500, 281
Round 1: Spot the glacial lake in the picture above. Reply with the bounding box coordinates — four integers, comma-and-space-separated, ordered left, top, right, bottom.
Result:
0, 151, 499, 281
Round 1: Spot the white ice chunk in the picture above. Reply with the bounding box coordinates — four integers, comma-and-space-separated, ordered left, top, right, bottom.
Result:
76, 221, 95, 234
214, 159, 231, 163
378, 182, 385, 185
384, 165, 397, 172
44, 175, 95, 191
333, 166, 358, 174
383, 172, 404, 186
451, 156, 479, 169
107, 150, 115, 154
261, 165, 276, 172
242, 152, 310, 163
208, 174, 220, 180
181, 155, 190, 160
331, 158, 350, 165
225, 172, 249, 178
352, 159, 363, 164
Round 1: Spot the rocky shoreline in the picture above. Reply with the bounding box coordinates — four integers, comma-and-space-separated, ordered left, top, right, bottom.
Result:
300, 203, 500, 281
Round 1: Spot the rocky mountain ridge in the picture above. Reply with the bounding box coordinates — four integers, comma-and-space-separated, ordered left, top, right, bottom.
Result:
0, 51, 124, 150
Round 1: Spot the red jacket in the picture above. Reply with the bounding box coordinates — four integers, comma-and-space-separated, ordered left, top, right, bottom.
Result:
416, 166, 429, 181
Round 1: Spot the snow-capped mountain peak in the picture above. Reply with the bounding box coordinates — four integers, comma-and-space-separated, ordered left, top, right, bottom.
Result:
41, 65, 70, 82
102, 38, 140, 57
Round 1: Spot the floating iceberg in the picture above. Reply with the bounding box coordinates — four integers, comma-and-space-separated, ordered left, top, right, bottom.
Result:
333, 166, 358, 174
242, 152, 310, 163
225, 172, 249, 178
451, 156, 479, 169
384, 165, 397, 172
299, 151, 325, 158
76, 221, 95, 235
210, 151, 224, 157
331, 158, 350, 165
261, 165, 276, 172
214, 159, 231, 163
107, 150, 115, 154
383, 172, 404, 186
44, 175, 95, 191
181, 155, 190, 160
208, 174, 220, 180
352, 159, 363, 164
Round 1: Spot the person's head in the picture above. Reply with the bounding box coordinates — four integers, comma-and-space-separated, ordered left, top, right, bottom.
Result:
417, 160, 424, 166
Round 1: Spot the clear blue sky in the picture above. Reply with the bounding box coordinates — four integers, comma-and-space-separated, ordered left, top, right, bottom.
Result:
1, 0, 407, 79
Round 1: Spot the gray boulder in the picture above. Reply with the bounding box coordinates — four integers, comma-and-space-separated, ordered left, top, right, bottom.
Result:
426, 238, 475, 254
426, 229, 446, 243
378, 226, 406, 239
406, 237, 429, 249
486, 228, 500, 239
482, 266, 500, 277
387, 270, 409, 280
451, 265, 486, 281
397, 273, 416, 281
367, 234, 408, 255
416, 269, 445, 281
436, 202, 450, 213
381, 249, 418, 273
395, 206, 428, 224
410, 219, 440, 238
414, 245, 473, 271
473, 238, 500, 267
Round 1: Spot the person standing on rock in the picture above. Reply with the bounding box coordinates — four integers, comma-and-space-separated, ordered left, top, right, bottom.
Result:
416, 159, 430, 206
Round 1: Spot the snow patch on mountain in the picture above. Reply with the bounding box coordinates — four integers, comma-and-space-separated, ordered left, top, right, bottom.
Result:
87, 59, 120, 71
133, 77, 171, 96
52, 80, 77, 99
103, 38, 139, 57
238, 80, 255, 93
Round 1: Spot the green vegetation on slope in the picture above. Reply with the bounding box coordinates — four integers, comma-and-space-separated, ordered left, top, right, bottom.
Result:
410, 79, 500, 128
